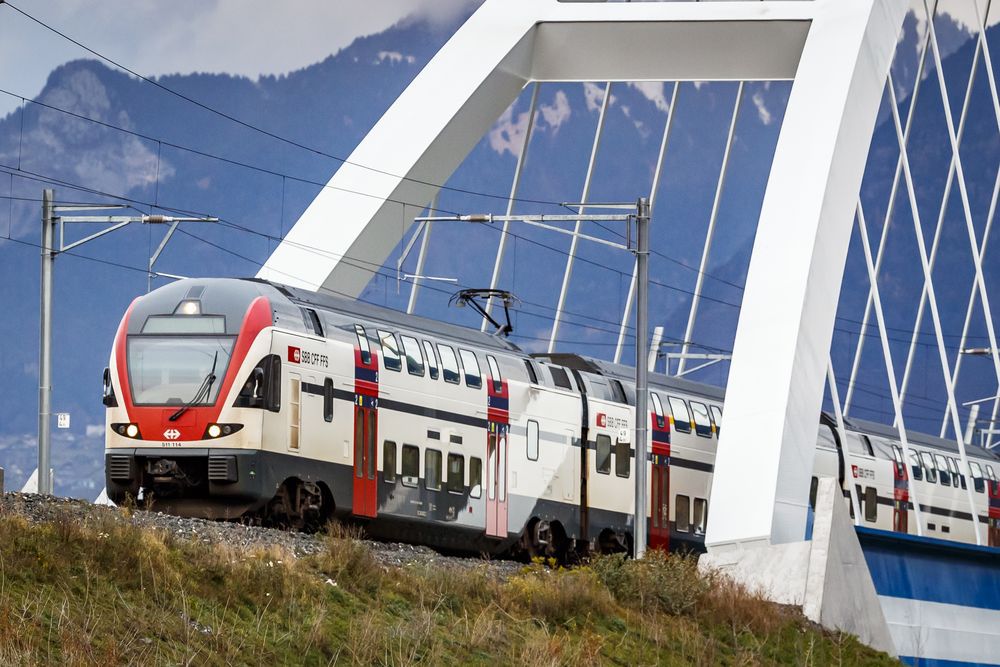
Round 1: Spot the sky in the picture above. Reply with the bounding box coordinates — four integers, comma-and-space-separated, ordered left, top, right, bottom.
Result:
0, 0, 998, 496
0, 0, 478, 118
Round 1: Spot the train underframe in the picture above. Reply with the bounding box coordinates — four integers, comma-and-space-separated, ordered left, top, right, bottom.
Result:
104, 448, 680, 560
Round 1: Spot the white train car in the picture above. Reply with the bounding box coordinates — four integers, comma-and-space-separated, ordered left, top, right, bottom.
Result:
104, 278, 1000, 557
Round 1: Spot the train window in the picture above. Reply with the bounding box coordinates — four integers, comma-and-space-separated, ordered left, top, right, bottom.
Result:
402, 445, 420, 487
470, 457, 483, 498
690, 401, 712, 438
934, 454, 951, 486
951, 457, 966, 489
919, 452, 937, 484
400, 335, 425, 377
323, 378, 334, 422
809, 476, 819, 510
615, 439, 630, 478
438, 345, 460, 384
596, 434, 612, 475
988, 465, 998, 482
383, 441, 397, 483
378, 330, 402, 372
526, 420, 539, 461
447, 453, 464, 493
890, 446, 904, 476
289, 377, 301, 451
487, 355, 502, 392
970, 462, 986, 493
367, 409, 376, 480
459, 349, 482, 389
610, 380, 627, 405
650, 393, 665, 428
353, 412, 364, 478
668, 397, 692, 434
946, 457, 960, 488
864, 487, 878, 523
675, 495, 690, 533
423, 341, 439, 380
693, 498, 708, 535
710, 405, 723, 436
499, 433, 507, 502
909, 451, 923, 481
524, 360, 539, 384
425, 449, 442, 491
354, 325, 371, 365
264, 355, 282, 412
861, 435, 875, 457
550, 366, 572, 390
302, 308, 324, 336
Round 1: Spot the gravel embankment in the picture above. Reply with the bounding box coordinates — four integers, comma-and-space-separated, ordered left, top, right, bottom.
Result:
0, 492, 521, 576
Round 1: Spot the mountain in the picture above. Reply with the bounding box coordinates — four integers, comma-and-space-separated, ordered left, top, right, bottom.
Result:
0, 8, 996, 497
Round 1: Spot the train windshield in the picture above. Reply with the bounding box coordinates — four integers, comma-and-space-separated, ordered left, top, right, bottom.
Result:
127, 336, 235, 406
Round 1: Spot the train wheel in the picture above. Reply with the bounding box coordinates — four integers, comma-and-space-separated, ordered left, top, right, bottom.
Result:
519, 519, 570, 565
267, 479, 325, 532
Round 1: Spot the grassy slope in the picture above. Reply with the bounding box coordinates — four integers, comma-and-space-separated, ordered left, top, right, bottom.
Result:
0, 510, 897, 666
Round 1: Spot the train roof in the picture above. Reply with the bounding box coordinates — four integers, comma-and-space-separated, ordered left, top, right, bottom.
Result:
536, 353, 726, 401
843, 415, 1000, 462
254, 279, 525, 355
247, 280, 998, 463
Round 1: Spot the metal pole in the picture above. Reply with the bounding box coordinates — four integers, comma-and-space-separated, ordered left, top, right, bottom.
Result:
38, 188, 54, 496
634, 196, 650, 558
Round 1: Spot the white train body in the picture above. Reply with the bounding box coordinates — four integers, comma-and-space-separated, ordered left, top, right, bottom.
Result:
104, 278, 1000, 555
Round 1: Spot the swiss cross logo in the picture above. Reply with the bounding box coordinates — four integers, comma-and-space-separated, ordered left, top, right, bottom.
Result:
288, 346, 301, 363
852, 464, 859, 478
163, 429, 181, 440
596, 413, 607, 428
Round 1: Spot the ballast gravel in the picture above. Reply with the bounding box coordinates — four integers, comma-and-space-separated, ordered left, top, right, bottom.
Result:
0, 492, 521, 577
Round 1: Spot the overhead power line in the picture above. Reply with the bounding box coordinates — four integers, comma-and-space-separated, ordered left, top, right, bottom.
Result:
0, 0, 572, 211
1, 161, 991, 351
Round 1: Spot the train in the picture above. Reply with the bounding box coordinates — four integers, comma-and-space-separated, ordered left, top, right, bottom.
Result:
103, 277, 1000, 558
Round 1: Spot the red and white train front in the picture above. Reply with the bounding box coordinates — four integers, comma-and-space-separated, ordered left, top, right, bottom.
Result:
104, 279, 294, 519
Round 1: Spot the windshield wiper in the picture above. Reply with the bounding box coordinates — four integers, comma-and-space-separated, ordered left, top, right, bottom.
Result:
169, 351, 218, 422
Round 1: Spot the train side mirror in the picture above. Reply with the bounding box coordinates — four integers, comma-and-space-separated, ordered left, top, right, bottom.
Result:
102, 367, 118, 407
244, 367, 266, 408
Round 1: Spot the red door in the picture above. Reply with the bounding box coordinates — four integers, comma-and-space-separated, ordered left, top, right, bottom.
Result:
891, 450, 909, 534
352, 405, 377, 517
989, 480, 1000, 547
649, 446, 670, 550
486, 424, 508, 538
352, 328, 379, 519
649, 413, 672, 551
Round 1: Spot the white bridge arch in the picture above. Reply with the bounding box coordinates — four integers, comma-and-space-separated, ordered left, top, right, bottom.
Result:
258, 0, 910, 550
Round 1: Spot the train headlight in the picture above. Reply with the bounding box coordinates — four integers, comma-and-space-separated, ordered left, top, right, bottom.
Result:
112, 423, 141, 439
203, 423, 243, 439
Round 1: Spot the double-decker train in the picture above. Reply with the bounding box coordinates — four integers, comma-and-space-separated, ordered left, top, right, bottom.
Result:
103, 278, 1000, 557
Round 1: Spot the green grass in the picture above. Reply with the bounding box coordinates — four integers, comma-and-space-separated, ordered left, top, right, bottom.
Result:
0, 509, 898, 666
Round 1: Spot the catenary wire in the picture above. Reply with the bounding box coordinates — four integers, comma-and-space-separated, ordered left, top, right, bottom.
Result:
0, 0, 574, 211
1, 162, 990, 351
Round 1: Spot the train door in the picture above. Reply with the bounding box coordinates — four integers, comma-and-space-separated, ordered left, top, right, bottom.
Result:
352, 404, 377, 517
890, 445, 909, 534
352, 324, 379, 518
650, 447, 670, 550
649, 393, 671, 550
989, 480, 1000, 547
486, 424, 509, 538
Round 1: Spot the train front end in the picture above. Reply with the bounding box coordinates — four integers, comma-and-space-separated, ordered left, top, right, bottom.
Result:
103, 278, 279, 518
